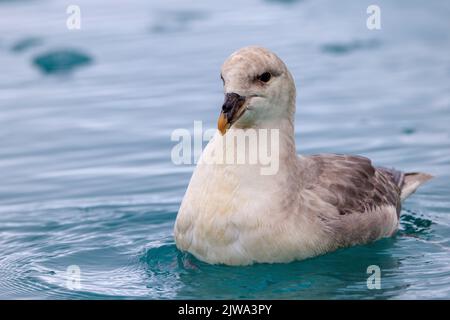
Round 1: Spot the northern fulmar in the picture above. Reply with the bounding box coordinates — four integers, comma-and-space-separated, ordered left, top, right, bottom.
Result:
174, 46, 433, 266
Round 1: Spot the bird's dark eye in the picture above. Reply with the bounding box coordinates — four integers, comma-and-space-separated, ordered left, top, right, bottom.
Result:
220, 74, 225, 84
257, 72, 272, 83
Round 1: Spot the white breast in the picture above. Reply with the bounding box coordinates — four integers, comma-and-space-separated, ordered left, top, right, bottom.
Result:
174, 132, 328, 265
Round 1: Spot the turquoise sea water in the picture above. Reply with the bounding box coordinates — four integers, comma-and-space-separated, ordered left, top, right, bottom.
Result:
1, 0, 449, 299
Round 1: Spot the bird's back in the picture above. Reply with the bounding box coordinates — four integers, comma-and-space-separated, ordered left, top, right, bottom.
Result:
300, 154, 432, 248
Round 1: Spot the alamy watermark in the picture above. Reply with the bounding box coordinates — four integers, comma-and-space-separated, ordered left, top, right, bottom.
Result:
366, 5, 381, 30
366, 265, 381, 289
66, 265, 82, 290
66, 5, 81, 30
171, 121, 280, 175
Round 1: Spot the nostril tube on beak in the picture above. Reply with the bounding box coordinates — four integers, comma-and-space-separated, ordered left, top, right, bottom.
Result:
218, 92, 247, 135
222, 93, 246, 120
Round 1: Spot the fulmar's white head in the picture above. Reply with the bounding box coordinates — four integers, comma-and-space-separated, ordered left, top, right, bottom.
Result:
218, 46, 296, 135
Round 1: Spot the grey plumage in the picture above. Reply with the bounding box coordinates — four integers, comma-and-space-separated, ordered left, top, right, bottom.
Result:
307, 154, 401, 214
302, 154, 433, 248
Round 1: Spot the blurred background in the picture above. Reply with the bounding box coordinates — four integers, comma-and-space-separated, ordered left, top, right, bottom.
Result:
0, 0, 449, 299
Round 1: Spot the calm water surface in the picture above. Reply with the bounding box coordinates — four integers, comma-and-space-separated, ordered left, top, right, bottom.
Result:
1, 0, 450, 299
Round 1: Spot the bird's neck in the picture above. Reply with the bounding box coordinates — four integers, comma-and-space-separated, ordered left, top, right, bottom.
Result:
200, 117, 298, 178
264, 117, 297, 158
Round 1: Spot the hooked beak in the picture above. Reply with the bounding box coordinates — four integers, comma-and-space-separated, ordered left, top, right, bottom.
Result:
217, 93, 246, 135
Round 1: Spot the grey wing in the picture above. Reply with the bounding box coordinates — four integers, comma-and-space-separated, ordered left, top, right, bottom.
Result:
304, 154, 403, 246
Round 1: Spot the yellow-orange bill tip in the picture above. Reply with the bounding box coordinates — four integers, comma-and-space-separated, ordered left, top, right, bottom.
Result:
217, 112, 229, 135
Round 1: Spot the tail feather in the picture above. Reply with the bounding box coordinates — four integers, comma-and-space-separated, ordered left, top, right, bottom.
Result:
400, 172, 433, 201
